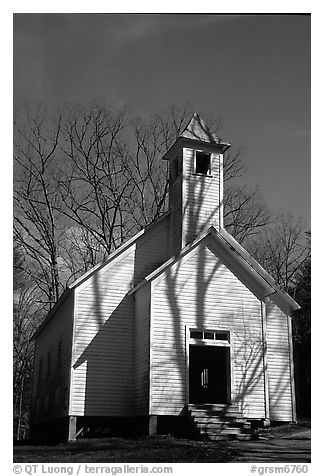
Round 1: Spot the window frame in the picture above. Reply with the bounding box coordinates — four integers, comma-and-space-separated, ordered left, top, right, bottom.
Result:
189, 328, 231, 346
194, 150, 212, 176
185, 326, 234, 406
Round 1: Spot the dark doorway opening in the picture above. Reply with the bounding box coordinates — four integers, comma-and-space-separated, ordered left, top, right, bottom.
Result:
189, 345, 230, 404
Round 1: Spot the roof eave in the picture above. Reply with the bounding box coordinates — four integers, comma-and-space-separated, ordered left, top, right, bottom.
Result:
130, 226, 300, 312
70, 211, 171, 289
162, 136, 231, 161
31, 288, 71, 340
216, 228, 300, 311
129, 226, 273, 296
33, 211, 171, 339
129, 229, 212, 295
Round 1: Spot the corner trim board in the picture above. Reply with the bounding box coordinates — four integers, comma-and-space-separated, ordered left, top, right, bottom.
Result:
287, 314, 297, 422
181, 147, 187, 250
185, 325, 190, 406
148, 283, 154, 415
68, 290, 76, 418
261, 300, 270, 420
219, 153, 224, 230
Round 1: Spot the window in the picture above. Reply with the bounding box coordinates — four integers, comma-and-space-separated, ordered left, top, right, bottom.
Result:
215, 332, 229, 341
190, 329, 230, 343
203, 332, 214, 340
195, 151, 211, 175
190, 331, 203, 339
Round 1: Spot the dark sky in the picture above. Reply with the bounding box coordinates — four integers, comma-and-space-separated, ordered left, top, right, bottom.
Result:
13, 13, 311, 226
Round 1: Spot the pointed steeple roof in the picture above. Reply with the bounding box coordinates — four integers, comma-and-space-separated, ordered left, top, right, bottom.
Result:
180, 113, 230, 148
162, 113, 230, 160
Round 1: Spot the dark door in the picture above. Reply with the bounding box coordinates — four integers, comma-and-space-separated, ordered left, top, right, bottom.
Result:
189, 345, 230, 404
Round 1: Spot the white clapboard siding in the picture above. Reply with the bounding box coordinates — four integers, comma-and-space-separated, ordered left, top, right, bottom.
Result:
151, 242, 266, 419
266, 299, 294, 421
71, 217, 169, 417
169, 171, 183, 256
31, 292, 74, 425
133, 284, 151, 415
183, 148, 221, 244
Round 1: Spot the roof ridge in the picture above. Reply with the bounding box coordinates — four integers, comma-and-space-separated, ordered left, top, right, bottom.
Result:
69, 210, 171, 290
179, 112, 230, 146
129, 226, 300, 311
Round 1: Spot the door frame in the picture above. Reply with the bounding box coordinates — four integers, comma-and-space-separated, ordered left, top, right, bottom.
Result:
185, 326, 234, 406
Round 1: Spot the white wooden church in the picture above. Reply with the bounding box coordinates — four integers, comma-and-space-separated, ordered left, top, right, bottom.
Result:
30, 114, 299, 442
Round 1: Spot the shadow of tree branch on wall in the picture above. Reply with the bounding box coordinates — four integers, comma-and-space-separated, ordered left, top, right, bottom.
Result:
70, 140, 293, 438
71, 216, 170, 428
154, 203, 275, 427
150, 151, 272, 426
73, 288, 134, 417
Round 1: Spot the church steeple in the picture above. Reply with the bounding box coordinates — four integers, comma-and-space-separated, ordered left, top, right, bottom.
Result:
162, 113, 231, 256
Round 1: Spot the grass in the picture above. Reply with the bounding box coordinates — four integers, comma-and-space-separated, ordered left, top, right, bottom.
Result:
258, 421, 311, 439
13, 436, 238, 463
13, 422, 310, 463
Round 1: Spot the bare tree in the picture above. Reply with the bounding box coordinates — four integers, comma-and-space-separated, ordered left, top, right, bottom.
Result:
57, 103, 201, 245
13, 246, 44, 440
224, 184, 271, 244
14, 101, 272, 299
13, 101, 308, 440
58, 227, 106, 286
128, 104, 226, 229
247, 212, 310, 291
14, 105, 65, 306
291, 242, 310, 418
128, 104, 195, 227
57, 102, 134, 257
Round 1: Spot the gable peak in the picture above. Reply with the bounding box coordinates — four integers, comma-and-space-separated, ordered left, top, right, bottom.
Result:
162, 113, 230, 161
179, 113, 230, 148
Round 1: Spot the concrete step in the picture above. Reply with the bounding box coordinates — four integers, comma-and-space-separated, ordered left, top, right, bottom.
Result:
188, 405, 243, 419
187, 404, 253, 441
200, 426, 242, 435
235, 433, 254, 441
190, 408, 243, 414
190, 412, 244, 420
188, 403, 241, 410
201, 427, 253, 441
196, 421, 251, 430
208, 433, 253, 441
207, 433, 242, 441
190, 413, 244, 422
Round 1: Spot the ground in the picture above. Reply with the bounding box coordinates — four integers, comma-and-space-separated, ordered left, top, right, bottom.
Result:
13, 423, 310, 463
227, 423, 311, 463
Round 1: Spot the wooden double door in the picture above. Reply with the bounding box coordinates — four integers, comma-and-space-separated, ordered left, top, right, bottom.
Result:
189, 344, 230, 404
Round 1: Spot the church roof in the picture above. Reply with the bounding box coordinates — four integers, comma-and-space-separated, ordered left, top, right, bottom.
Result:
180, 113, 231, 147
129, 226, 300, 312
32, 212, 171, 339
162, 113, 230, 160
32, 112, 299, 341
